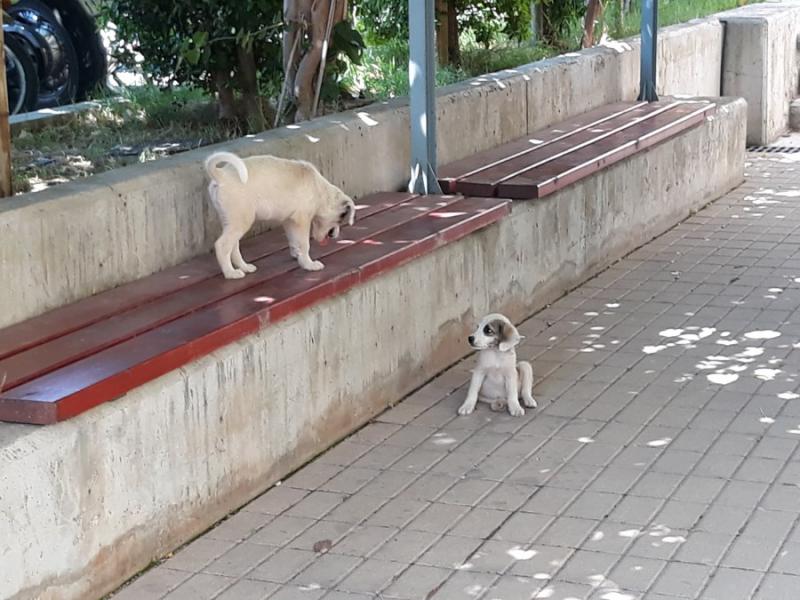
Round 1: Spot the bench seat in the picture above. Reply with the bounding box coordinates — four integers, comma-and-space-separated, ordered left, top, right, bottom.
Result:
438, 100, 717, 199
0, 193, 509, 424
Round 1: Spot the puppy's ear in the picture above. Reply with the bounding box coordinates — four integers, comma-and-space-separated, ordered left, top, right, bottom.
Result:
498, 321, 521, 352
340, 199, 356, 226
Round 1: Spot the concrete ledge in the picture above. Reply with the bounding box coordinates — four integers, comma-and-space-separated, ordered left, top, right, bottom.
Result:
0, 17, 723, 330
719, 2, 800, 144
0, 98, 746, 600
9, 99, 128, 135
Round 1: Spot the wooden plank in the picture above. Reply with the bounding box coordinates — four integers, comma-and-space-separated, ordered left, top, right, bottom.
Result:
454, 101, 677, 197
437, 101, 642, 192
0, 197, 509, 424
0, 194, 459, 390
0, 191, 417, 361
0, 11, 11, 198
498, 102, 716, 199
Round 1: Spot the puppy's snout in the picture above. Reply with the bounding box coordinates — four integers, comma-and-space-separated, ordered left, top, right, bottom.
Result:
468, 335, 475, 346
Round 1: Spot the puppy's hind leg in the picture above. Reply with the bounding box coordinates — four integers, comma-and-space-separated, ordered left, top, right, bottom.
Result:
518, 361, 537, 408
215, 227, 248, 279
211, 184, 255, 279
232, 242, 257, 273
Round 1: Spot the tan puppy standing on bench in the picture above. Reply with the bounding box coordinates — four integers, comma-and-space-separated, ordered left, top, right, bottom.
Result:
204, 151, 357, 279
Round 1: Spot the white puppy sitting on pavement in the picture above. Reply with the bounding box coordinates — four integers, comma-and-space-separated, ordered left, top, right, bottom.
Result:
204, 151, 357, 279
458, 313, 536, 417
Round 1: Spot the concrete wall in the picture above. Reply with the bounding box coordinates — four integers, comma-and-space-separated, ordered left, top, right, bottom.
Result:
0, 98, 746, 600
0, 18, 723, 330
719, 2, 800, 144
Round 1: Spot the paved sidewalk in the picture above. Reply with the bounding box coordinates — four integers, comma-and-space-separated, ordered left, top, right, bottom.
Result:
113, 151, 800, 600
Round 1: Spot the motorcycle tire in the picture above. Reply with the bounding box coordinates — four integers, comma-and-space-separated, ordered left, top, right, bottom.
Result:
10, 0, 80, 108
41, 0, 107, 100
3, 32, 40, 114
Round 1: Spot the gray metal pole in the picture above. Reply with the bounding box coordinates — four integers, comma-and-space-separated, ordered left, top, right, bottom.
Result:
638, 0, 658, 102
408, 0, 441, 195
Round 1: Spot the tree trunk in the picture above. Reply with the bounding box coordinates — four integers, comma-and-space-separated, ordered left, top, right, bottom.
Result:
581, 0, 604, 48
237, 43, 265, 131
540, 3, 557, 47
436, 0, 449, 66
294, 0, 327, 121
530, 0, 542, 44
614, 0, 624, 35
283, 0, 347, 122
447, 1, 460, 65
282, 22, 301, 103
282, 0, 312, 115
213, 70, 236, 120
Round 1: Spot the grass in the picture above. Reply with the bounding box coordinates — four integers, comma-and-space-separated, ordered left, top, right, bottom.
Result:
12, 0, 751, 194
613, 0, 749, 38
12, 85, 237, 193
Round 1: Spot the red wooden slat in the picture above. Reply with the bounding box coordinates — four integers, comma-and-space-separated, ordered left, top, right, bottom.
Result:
454, 101, 679, 197
0, 197, 509, 424
438, 101, 644, 191
498, 103, 716, 199
0, 194, 462, 391
0, 191, 417, 361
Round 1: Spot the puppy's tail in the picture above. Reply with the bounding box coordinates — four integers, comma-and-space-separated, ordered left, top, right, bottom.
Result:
204, 151, 248, 184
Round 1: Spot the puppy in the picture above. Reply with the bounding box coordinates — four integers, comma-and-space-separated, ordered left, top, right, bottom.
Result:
204, 151, 357, 279
458, 313, 536, 417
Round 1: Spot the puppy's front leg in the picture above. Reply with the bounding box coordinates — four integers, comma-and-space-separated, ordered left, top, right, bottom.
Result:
285, 221, 324, 271
458, 370, 486, 416
518, 361, 537, 408
505, 369, 524, 417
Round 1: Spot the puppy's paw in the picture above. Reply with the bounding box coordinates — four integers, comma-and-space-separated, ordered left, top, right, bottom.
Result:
457, 403, 475, 416
223, 269, 246, 280
241, 262, 258, 273
303, 260, 324, 271
522, 395, 537, 408
508, 404, 525, 417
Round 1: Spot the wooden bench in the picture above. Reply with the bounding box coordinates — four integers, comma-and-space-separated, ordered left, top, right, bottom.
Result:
438, 100, 716, 199
0, 193, 509, 425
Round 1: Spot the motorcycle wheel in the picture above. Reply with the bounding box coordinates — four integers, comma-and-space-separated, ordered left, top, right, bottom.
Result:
41, 0, 107, 100
9, 0, 80, 108
3, 32, 40, 114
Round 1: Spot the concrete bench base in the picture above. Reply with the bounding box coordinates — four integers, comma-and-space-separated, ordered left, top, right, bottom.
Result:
0, 97, 746, 600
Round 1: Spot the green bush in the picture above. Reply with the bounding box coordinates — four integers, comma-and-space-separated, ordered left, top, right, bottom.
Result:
355, 0, 531, 48
536, 0, 585, 48
100, 0, 283, 90
100, 0, 283, 128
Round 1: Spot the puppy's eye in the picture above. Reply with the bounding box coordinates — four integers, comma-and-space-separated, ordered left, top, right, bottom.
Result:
483, 325, 493, 335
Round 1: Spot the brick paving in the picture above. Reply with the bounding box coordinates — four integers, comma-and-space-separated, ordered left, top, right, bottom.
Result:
112, 151, 800, 599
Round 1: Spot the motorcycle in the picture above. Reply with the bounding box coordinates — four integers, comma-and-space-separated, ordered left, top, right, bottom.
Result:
3, 0, 107, 114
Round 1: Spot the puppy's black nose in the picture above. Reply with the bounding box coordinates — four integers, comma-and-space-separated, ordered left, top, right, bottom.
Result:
468, 335, 475, 345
